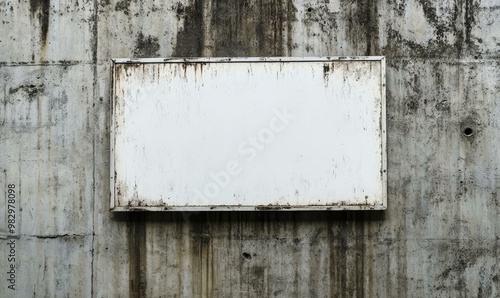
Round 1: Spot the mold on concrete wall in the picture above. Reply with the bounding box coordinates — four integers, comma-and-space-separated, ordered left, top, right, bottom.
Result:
1, 0, 499, 297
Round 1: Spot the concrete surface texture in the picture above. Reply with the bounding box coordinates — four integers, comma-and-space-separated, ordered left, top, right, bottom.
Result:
0, 0, 499, 297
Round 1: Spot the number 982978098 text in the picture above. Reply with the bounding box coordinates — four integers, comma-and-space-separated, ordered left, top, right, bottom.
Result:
7, 184, 16, 234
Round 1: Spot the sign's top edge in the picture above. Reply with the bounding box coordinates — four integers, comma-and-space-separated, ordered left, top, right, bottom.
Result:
112, 56, 385, 64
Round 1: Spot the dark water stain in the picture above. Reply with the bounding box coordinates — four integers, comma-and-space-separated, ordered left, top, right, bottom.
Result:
115, 0, 131, 13
127, 214, 147, 298
333, 0, 380, 56
436, 245, 489, 294
173, 0, 297, 57
133, 33, 161, 58
173, 1, 204, 57
30, 0, 50, 46
385, 28, 428, 57
418, 0, 477, 56
417, 0, 447, 38
353, 0, 379, 55
247, 0, 297, 56
328, 214, 347, 296
188, 212, 214, 296
9, 84, 45, 102
464, 0, 475, 45
382, 0, 480, 58
325, 212, 376, 296
323, 64, 330, 81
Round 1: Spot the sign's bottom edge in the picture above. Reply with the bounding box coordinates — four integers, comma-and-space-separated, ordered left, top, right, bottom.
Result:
110, 205, 387, 212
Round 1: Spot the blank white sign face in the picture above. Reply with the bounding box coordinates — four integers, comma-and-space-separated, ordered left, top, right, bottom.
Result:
111, 57, 386, 211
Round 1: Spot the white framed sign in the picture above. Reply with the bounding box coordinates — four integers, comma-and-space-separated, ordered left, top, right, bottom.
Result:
110, 57, 386, 211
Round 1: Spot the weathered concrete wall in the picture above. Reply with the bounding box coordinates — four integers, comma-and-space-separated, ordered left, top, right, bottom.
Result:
1, 0, 499, 297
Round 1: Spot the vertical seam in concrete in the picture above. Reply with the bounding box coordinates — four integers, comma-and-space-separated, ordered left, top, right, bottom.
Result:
91, 0, 99, 296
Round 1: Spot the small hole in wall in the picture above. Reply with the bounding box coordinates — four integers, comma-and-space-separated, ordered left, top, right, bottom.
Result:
307, 7, 313, 12
463, 127, 473, 136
